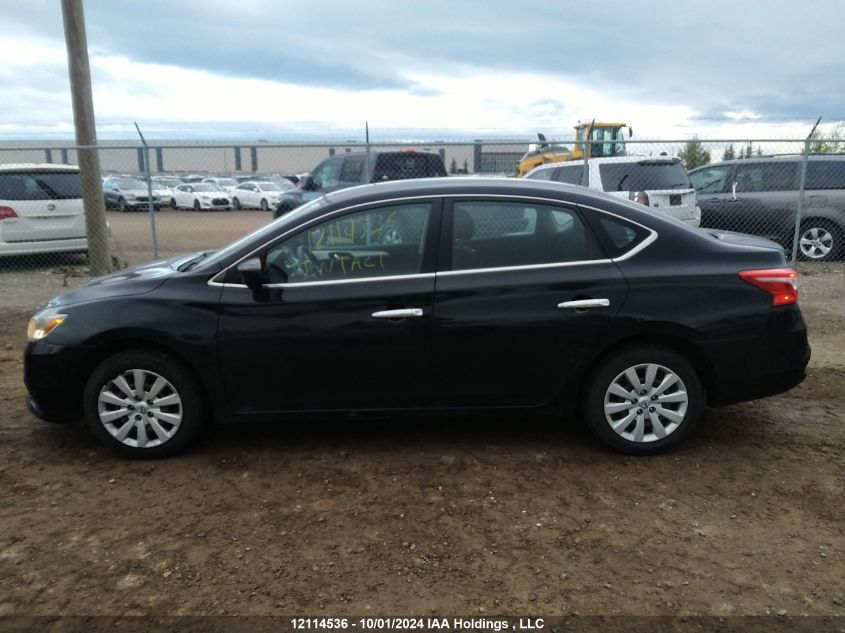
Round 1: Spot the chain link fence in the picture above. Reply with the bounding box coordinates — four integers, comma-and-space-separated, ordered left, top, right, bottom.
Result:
1, 135, 843, 315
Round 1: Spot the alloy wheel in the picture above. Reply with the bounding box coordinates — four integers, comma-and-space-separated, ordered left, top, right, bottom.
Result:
603, 363, 688, 443
97, 369, 183, 449
799, 226, 833, 260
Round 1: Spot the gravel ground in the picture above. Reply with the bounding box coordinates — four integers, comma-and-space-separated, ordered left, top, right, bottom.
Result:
0, 211, 842, 617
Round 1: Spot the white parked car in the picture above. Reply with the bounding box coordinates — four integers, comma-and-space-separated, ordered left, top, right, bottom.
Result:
169, 183, 232, 211
525, 156, 701, 226
152, 176, 184, 207
231, 180, 292, 211
202, 177, 239, 193
0, 163, 89, 257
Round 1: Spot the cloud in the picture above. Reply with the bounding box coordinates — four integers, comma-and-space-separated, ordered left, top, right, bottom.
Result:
1, 0, 844, 138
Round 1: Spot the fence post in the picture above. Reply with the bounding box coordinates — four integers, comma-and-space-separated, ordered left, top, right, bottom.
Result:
134, 122, 159, 261
790, 118, 821, 266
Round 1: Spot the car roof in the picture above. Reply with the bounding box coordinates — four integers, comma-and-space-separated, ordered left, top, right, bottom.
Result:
314, 176, 649, 214
0, 163, 79, 172
690, 154, 845, 171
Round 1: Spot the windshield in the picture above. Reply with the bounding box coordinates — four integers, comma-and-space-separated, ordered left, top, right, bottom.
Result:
193, 183, 223, 192
195, 196, 329, 271
216, 178, 237, 187
115, 178, 147, 190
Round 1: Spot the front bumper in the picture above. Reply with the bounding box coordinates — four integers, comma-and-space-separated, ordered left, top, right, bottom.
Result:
24, 341, 89, 423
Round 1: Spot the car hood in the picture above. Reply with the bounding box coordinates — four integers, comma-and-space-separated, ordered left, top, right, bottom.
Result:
45, 254, 190, 309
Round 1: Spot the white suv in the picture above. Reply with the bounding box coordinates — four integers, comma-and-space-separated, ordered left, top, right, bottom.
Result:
0, 164, 88, 257
525, 156, 701, 226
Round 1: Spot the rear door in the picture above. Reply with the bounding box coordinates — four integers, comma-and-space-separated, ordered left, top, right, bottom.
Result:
0, 169, 85, 244
433, 197, 629, 407
730, 161, 799, 243
690, 164, 736, 229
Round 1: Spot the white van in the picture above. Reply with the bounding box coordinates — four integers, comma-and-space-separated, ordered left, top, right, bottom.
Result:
0, 164, 88, 257
525, 156, 701, 226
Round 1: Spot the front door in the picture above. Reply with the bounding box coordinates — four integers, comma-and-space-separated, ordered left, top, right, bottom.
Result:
218, 200, 441, 413
434, 198, 629, 407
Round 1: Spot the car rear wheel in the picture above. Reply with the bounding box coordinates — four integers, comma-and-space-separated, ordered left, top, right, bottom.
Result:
232, 197, 241, 210
799, 220, 840, 261
582, 345, 703, 455
83, 349, 206, 458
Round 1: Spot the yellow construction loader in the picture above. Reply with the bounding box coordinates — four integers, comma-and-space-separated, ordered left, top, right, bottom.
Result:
515, 121, 633, 177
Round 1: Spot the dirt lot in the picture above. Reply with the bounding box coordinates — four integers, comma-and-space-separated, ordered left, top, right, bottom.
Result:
0, 210, 843, 617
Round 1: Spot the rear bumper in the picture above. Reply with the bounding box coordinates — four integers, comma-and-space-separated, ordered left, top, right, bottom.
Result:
704, 307, 811, 406
0, 237, 87, 257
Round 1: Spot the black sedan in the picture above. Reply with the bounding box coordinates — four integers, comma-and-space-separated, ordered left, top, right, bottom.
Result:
24, 178, 810, 457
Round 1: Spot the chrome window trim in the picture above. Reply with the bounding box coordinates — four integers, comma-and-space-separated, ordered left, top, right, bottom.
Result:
438, 258, 614, 278
207, 193, 659, 288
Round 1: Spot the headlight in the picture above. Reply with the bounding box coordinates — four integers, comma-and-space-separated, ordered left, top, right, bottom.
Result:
27, 312, 67, 341
200, 196, 211, 201
125, 193, 136, 199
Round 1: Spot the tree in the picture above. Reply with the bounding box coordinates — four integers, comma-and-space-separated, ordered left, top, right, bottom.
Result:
809, 124, 843, 153
756, 145, 763, 156
744, 142, 753, 159
449, 158, 458, 174
722, 144, 736, 160
678, 136, 710, 171
462, 159, 469, 174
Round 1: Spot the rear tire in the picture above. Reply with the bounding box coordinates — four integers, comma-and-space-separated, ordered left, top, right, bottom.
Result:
83, 349, 206, 458
798, 219, 841, 261
581, 345, 703, 455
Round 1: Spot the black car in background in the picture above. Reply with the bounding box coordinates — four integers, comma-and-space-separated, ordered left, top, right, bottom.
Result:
690, 154, 845, 261
25, 178, 809, 457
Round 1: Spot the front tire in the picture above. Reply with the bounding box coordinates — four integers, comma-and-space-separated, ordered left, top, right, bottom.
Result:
260, 198, 269, 211
193, 199, 201, 212
83, 349, 206, 458
117, 197, 127, 212
232, 197, 241, 210
581, 345, 703, 455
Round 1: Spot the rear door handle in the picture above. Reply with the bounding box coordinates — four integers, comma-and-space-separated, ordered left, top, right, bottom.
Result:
372, 308, 424, 319
557, 299, 610, 310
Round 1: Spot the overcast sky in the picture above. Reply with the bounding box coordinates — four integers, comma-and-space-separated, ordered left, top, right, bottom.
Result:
1, 0, 843, 140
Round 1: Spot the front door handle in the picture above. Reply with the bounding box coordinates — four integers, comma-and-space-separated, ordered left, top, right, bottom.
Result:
372, 308, 424, 319
557, 299, 610, 310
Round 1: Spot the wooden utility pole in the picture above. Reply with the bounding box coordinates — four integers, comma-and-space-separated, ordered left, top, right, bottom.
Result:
61, 0, 111, 275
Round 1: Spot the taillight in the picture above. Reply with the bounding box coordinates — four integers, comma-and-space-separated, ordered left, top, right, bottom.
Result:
629, 191, 649, 206
739, 268, 798, 306
0, 205, 17, 220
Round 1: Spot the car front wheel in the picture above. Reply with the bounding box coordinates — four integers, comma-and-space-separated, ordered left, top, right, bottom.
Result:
83, 349, 206, 458
582, 345, 703, 455
232, 197, 241, 210
260, 198, 269, 211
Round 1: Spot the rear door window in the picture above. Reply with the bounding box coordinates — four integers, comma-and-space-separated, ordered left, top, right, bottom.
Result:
599, 161, 691, 192
735, 162, 798, 192
0, 171, 81, 200
806, 161, 845, 190
372, 153, 446, 181
448, 200, 603, 271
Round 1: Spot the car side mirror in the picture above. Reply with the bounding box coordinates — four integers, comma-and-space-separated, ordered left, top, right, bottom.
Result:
237, 256, 265, 289
303, 176, 317, 191
628, 127, 633, 138
731, 181, 737, 200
